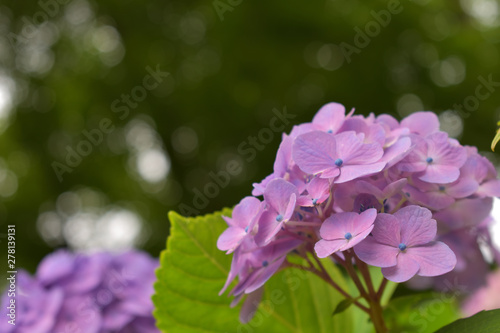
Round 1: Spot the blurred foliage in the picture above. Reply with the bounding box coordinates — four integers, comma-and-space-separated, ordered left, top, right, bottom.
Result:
1, 0, 500, 276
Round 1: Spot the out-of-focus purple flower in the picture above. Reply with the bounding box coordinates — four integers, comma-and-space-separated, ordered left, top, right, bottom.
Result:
355, 206, 456, 282
0, 250, 159, 333
315, 208, 377, 258
0, 271, 63, 333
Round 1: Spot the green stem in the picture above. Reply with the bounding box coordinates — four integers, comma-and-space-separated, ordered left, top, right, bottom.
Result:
342, 251, 369, 300
311, 256, 370, 314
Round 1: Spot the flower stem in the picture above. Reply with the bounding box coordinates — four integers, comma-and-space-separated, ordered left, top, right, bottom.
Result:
311, 255, 370, 314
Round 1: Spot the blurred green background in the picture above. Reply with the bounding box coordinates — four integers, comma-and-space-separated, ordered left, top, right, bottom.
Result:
1, 0, 500, 276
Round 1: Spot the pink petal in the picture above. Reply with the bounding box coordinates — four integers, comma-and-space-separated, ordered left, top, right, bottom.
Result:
380, 137, 412, 167
283, 193, 297, 222
419, 164, 460, 184
477, 179, 500, 197
351, 208, 378, 236
355, 180, 385, 199
306, 177, 330, 201
382, 178, 408, 198
335, 131, 384, 164
382, 253, 420, 282
401, 112, 439, 136
292, 131, 339, 176
394, 205, 436, 247
354, 237, 398, 267
345, 224, 374, 250
407, 242, 456, 277
336, 162, 386, 183
264, 178, 297, 214
239, 287, 264, 324
371, 213, 401, 247
315, 239, 347, 258
217, 227, 247, 253
312, 102, 346, 134
254, 211, 283, 246
446, 178, 478, 198
232, 196, 262, 228
319, 212, 358, 240
403, 184, 455, 210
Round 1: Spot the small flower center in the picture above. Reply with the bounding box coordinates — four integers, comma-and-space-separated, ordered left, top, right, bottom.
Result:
335, 158, 343, 167
398, 243, 407, 251
344, 232, 353, 240
312, 198, 318, 205
426, 157, 434, 164
276, 214, 284, 222
262, 260, 269, 267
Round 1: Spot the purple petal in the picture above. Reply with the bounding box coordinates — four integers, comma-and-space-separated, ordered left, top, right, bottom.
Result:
283, 193, 297, 222
336, 162, 386, 184
239, 287, 264, 324
403, 184, 455, 210
407, 242, 456, 277
315, 239, 347, 258
354, 237, 398, 267
401, 112, 440, 136
306, 177, 330, 202
217, 227, 248, 253
254, 210, 283, 246
371, 213, 401, 247
252, 173, 276, 196
312, 102, 346, 134
232, 196, 262, 228
292, 131, 338, 176
477, 179, 500, 197
380, 137, 412, 167
419, 164, 460, 184
394, 205, 436, 247
446, 178, 479, 198
427, 132, 467, 168
263, 178, 298, 214
335, 131, 384, 164
381, 253, 420, 282
319, 210, 375, 240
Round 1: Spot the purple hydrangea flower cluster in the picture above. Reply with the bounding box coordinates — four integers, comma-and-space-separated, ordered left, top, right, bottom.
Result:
217, 102, 500, 320
0, 250, 159, 333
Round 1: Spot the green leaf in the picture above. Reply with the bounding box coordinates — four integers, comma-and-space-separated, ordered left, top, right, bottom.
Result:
383, 292, 460, 333
153, 210, 379, 333
332, 298, 357, 317
435, 309, 500, 333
